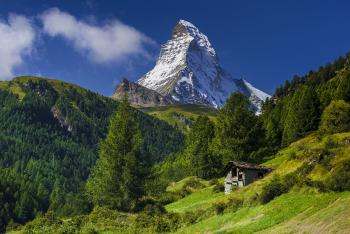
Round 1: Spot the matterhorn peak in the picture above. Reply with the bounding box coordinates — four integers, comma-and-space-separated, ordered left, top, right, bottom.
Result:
134, 19, 271, 112
172, 19, 216, 57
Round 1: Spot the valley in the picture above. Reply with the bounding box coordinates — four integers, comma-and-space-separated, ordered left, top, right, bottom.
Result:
1, 5, 350, 234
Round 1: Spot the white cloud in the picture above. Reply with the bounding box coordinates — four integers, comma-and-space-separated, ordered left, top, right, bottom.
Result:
40, 8, 154, 64
0, 14, 36, 80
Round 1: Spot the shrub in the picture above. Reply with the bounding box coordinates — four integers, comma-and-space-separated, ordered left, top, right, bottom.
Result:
142, 204, 167, 216
80, 226, 98, 234
183, 178, 205, 191
326, 160, 350, 191
225, 198, 243, 212
158, 192, 182, 205
287, 151, 297, 160
319, 100, 350, 134
209, 179, 219, 186
260, 175, 288, 204
181, 211, 201, 225
133, 196, 166, 213
212, 202, 226, 215
212, 183, 225, 193
323, 136, 338, 149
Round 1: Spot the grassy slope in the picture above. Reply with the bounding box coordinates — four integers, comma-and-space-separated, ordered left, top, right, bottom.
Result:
140, 104, 218, 132
167, 132, 350, 233
0, 76, 88, 99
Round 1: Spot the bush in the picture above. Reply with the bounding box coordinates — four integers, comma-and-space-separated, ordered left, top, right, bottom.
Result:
319, 100, 350, 134
212, 202, 226, 215
326, 160, 350, 191
143, 204, 167, 216
212, 183, 225, 193
133, 196, 166, 214
323, 136, 338, 149
176, 177, 206, 197
158, 192, 182, 205
183, 178, 205, 191
225, 198, 243, 212
209, 179, 219, 186
260, 176, 288, 204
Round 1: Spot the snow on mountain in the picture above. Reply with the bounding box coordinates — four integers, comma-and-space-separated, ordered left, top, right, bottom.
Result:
137, 19, 270, 112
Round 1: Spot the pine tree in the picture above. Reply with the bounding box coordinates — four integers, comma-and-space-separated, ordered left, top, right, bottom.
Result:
186, 116, 221, 179
86, 96, 144, 210
214, 92, 262, 164
282, 85, 320, 146
335, 72, 350, 102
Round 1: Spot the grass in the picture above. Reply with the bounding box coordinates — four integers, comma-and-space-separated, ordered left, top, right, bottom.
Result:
166, 132, 350, 233
0, 76, 95, 100
166, 176, 211, 193
166, 187, 226, 213
140, 104, 218, 132
175, 189, 350, 233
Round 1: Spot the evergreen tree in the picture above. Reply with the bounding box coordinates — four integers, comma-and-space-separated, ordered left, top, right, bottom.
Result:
282, 85, 320, 146
262, 99, 282, 147
86, 96, 144, 210
319, 100, 350, 134
335, 72, 350, 102
186, 116, 221, 179
214, 92, 263, 164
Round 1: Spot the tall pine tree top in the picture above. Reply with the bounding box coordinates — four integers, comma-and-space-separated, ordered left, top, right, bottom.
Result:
86, 96, 145, 210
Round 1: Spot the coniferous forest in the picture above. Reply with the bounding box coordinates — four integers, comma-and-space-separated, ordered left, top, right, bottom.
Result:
2, 52, 350, 233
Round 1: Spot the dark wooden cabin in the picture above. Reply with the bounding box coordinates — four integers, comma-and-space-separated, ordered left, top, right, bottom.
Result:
224, 161, 271, 194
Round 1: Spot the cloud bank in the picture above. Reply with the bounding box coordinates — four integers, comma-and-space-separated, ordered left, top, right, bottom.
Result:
0, 14, 35, 80
40, 8, 154, 64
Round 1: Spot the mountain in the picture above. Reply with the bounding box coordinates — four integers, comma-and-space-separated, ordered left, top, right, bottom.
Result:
112, 78, 176, 107
135, 19, 271, 112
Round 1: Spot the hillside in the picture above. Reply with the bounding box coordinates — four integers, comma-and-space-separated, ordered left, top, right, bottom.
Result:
168, 132, 350, 233
140, 104, 218, 132
14, 132, 350, 233
0, 76, 184, 232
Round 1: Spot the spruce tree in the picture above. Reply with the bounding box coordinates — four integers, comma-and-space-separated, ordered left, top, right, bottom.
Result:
186, 116, 220, 179
335, 72, 350, 102
86, 96, 144, 210
282, 85, 320, 146
214, 92, 262, 164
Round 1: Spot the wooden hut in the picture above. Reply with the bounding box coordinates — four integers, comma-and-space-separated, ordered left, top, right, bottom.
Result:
223, 161, 271, 194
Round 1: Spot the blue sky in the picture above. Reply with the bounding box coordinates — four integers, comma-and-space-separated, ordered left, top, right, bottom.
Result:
1, 0, 350, 95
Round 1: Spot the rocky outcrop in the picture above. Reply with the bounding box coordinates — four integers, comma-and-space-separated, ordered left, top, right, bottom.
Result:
112, 78, 176, 107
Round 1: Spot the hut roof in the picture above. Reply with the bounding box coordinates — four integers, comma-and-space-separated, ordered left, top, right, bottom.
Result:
223, 161, 272, 174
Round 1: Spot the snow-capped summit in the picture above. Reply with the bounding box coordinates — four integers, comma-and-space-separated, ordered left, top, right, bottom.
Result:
136, 20, 270, 112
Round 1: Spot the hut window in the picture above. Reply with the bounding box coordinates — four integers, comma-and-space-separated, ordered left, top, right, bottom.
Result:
238, 172, 243, 180
258, 172, 264, 178
233, 167, 237, 176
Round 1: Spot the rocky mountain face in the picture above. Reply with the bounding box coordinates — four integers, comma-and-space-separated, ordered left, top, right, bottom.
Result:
114, 20, 270, 112
112, 78, 175, 107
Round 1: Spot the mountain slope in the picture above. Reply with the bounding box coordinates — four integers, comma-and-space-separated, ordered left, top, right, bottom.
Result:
137, 19, 270, 111
0, 76, 184, 231
140, 104, 218, 132
167, 132, 350, 233
16, 132, 350, 233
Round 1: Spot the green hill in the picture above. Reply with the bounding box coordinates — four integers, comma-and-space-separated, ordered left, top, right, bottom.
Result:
0, 76, 184, 232
168, 132, 350, 233
140, 104, 218, 132
14, 132, 350, 233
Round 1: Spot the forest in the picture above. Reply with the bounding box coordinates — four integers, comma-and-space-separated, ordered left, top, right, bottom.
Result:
2, 52, 350, 233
